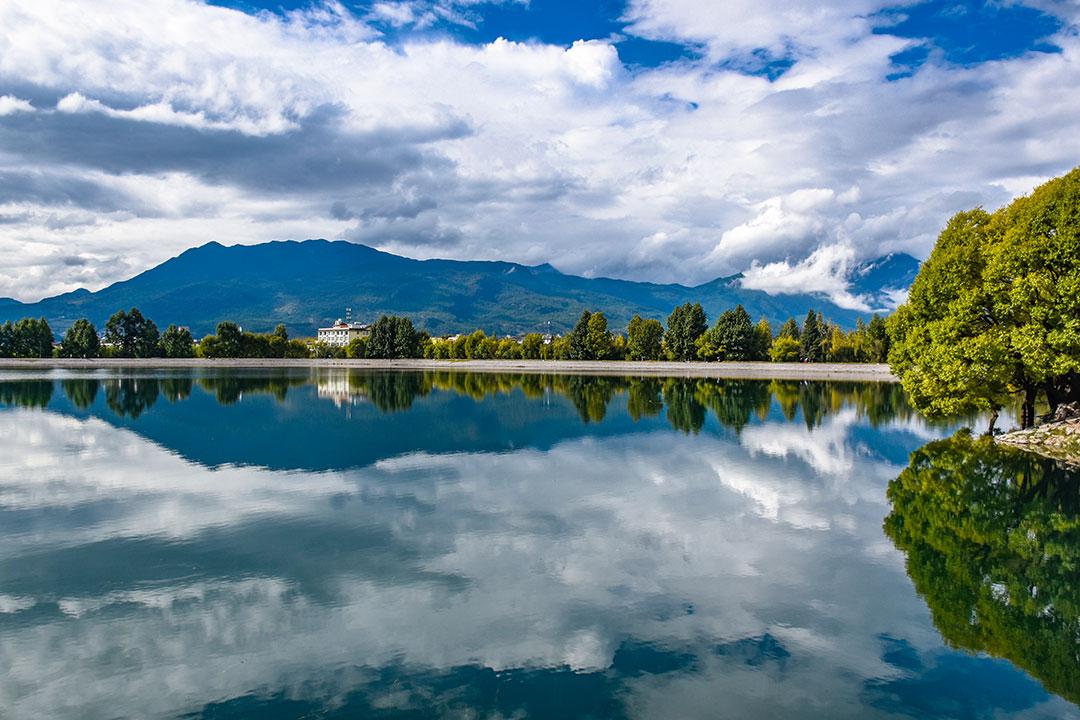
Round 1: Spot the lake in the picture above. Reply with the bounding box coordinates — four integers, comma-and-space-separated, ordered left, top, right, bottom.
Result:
0, 369, 1077, 719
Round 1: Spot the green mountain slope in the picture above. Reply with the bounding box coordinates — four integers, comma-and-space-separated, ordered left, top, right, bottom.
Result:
0, 240, 916, 337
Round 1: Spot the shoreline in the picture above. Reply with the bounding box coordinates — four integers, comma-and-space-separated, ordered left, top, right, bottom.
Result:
997, 416, 1080, 468
0, 358, 897, 381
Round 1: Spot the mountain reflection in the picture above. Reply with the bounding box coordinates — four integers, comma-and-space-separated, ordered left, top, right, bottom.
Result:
885, 431, 1080, 706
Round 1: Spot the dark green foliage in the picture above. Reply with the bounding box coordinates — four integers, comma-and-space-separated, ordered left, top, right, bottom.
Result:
2, 317, 55, 358
61, 378, 99, 408
800, 310, 826, 362
159, 325, 195, 358
626, 378, 663, 419
201, 321, 307, 359
0, 317, 55, 358
864, 314, 889, 363
663, 379, 706, 433
198, 374, 308, 404
104, 378, 160, 418
665, 303, 707, 361
104, 308, 159, 358
698, 304, 759, 361
60, 318, 99, 359
367, 315, 423, 359
199, 322, 242, 358
778, 317, 800, 340
0, 379, 53, 407
885, 431, 1080, 704
567, 311, 593, 360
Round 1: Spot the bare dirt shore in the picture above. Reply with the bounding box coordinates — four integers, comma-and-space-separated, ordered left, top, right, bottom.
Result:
0, 358, 897, 381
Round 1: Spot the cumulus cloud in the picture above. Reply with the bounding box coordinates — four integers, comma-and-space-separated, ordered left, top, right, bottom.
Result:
0, 0, 1077, 300
740, 244, 873, 310
0, 94, 33, 116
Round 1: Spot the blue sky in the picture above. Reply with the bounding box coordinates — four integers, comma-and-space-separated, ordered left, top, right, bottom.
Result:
210, 0, 1065, 71
0, 0, 1077, 307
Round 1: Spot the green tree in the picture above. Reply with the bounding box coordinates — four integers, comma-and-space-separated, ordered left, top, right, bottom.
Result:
770, 335, 801, 362
627, 315, 663, 361
10, 317, 54, 358
346, 336, 368, 359
864, 314, 889, 363
0, 321, 12, 357
496, 338, 523, 359
800, 310, 826, 362
585, 312, 612, 360
567, 310, 593, 360
159, 325, 195, 358
778, 317, 800, 341
698, 304, 756, 361
825, 323, 856, 362
665, 303, 707, 361
521, 333, 544, 359
752, 318, 773, 360
104, 308, 160, 358
59, 318, 100, 359
367, 315, 422, 359
887, 209, 1014, 430
463, 329, 489, 359
986, 167, 1080, 420
204, 321, 243, 358
890, 169, 1080, 429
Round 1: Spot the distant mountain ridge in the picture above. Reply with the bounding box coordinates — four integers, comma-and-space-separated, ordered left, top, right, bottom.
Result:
0, 240, 919, 337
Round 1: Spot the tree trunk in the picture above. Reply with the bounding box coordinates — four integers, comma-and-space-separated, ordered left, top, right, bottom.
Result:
1045, 379, 1061, 413
1021, 383, 1037, 429
987, 408, 999, 436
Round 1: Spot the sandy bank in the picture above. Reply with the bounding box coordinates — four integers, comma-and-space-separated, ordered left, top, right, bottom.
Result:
0, 358, 897, 381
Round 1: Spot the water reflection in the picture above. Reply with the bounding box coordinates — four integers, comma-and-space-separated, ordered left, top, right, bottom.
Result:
0, 370, 1074, 719
0, 370, 919, 433
885, 431, 1080, 706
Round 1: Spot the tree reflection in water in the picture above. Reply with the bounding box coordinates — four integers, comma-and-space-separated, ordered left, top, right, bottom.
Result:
0, 371, 923, 436
885, 431, 1080, 705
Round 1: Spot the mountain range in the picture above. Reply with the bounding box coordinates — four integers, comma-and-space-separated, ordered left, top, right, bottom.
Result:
0, 240, 919, 337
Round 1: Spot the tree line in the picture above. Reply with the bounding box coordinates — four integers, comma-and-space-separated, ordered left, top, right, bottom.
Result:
0, 304, 891, 363
418, 305, 889, 362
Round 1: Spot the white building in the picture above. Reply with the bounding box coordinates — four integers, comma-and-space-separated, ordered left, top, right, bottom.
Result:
317, 319, 370, 347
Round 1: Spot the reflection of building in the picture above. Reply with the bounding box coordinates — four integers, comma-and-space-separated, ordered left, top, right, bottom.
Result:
317, 319, 370, 347
316, 373, 368, 408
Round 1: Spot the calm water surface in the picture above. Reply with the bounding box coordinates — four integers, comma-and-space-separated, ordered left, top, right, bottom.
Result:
0, 369, 1077, 719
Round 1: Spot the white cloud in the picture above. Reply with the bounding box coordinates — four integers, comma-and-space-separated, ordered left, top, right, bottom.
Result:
739, 243, 873, 310
0, 95, 33, 116
0, 0, 1077, 301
